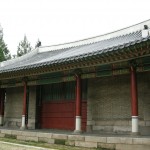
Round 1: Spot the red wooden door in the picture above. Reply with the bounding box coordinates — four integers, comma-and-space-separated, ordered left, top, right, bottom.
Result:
41, 100, 75, 130
40, 81, 87, 131
41, 100, 87, 131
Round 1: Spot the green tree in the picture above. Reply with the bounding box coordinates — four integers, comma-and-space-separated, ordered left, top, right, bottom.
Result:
17, 35, 32, 57
0, 25, 11, 61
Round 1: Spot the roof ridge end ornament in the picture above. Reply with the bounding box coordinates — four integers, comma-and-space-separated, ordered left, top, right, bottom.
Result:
142, 25, 149, 38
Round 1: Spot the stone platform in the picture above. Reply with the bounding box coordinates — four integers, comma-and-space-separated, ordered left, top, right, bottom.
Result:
0, 128, 150, 150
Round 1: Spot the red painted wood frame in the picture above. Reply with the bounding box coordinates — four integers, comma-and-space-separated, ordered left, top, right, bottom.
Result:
130, 66, 138, 116
23, 82, 27, 116
22, 81, 29, 126
75, 74, 81, 116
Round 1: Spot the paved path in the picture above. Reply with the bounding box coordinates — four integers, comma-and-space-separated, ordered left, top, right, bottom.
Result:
0, 141, 56, 150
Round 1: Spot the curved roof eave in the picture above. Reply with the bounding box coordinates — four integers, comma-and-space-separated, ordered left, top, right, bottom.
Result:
0, 36, 149, 75
38, 19, 150, 52
0, 19, 150, 74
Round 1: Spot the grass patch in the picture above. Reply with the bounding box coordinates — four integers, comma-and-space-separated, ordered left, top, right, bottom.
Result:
55, 139, 66, 145
0, 137, 112, 150
5, 134, 16, 139
96, 148, 114, 150
0, 137, 50, 149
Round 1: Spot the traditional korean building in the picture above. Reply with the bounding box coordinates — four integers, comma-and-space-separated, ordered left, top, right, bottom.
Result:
0, 20, 150, 135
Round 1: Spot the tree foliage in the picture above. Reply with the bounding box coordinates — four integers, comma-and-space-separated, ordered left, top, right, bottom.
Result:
0, 25, 11, 62
17, 35, 32, 57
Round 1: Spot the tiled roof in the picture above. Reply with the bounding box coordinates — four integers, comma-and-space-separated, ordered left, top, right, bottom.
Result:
0, 20, 150, 73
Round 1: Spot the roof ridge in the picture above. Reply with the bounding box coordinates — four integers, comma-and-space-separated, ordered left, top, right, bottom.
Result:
38, 19, 150, 53
0, 19, 149, 69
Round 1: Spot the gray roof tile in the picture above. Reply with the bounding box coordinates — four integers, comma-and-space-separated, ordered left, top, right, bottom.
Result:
0, 21, 150, 74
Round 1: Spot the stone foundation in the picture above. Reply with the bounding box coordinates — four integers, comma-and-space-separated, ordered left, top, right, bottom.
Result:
0, 129, 150, 150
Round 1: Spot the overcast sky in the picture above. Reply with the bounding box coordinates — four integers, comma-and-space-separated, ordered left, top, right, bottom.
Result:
0, 0, 150, 55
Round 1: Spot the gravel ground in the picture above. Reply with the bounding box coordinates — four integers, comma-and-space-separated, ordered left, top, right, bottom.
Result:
0, 138, 104, 150
0, 141, 55, 150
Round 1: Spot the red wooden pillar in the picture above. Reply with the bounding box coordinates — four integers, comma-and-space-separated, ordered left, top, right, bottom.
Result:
0, 89, 5, 126
74, 74, 82, 133
130, 65, 139, 134
21, 81, 27, 129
